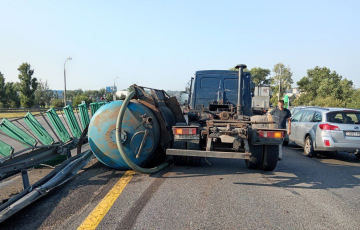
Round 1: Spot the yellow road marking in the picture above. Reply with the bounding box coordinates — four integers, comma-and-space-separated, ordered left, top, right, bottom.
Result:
77, 170, 135, 230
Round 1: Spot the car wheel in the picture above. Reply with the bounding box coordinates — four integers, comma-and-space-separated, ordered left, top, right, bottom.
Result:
304, 136, 315, 157
355, 153, 360, 159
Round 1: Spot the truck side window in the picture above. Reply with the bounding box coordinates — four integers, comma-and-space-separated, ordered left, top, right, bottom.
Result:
312, 112, 322, 122
291, 111, 304, 122
224, 79, 238, 89
200, 77, 220, 89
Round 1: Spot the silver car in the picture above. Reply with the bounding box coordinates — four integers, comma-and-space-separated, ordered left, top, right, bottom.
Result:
288, 107, 360, 158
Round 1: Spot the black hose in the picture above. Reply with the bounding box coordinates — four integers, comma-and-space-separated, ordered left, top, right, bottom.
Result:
115, 91, 169, 174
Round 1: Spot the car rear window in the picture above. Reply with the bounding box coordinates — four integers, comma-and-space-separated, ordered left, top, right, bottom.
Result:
326, 112, 360, 124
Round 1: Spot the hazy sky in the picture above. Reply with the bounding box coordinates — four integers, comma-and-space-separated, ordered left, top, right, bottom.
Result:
1, 0, 359, 91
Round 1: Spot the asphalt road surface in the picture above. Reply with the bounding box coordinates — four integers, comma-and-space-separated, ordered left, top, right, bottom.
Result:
1, 143, 359, 230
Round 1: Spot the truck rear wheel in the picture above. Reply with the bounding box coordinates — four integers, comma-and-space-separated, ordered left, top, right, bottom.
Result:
187, 142, 201, 166
245, 144, 263, 169
172, 142, 188, 166
262, 145, 279, 171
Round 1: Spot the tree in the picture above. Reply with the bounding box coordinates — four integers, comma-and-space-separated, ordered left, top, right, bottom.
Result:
229, 67, 271, 85
295, 66, 354, 107
51, 98, 64, 107
248, 67, 271, 85
4, 82, 20, 108
17, 63, 38, 108
347, 89, 360, 109
72, 94, 93, 106
0, 72, 5, 107
270, 63, 294, 105
34, 79, 53, 107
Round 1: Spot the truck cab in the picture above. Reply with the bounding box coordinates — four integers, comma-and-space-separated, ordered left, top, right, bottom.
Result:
189, 70, 253, 116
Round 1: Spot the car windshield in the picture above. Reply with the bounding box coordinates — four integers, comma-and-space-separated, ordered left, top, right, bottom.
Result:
326, 112, 360, 124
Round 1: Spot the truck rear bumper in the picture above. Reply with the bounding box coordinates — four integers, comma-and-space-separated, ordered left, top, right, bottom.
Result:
166, 149, 251, 159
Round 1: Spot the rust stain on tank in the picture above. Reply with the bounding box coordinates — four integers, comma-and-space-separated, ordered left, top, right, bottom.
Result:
93, 107, 120, 132
106, 124, 118, 149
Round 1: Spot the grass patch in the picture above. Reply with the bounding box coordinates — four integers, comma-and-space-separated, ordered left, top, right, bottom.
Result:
0, 112, 41, 119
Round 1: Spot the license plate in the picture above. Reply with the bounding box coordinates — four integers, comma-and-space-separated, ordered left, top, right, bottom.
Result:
174, 134, 200, 140
345, 131, 360, 137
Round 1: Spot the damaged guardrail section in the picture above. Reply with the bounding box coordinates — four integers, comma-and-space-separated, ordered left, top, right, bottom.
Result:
0, 150, 93, 223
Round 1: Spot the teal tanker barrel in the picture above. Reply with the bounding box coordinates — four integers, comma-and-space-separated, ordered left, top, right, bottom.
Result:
88, 100, 161, 169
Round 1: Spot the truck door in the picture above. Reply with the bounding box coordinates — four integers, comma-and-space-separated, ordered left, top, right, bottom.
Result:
195, 76, 220, 109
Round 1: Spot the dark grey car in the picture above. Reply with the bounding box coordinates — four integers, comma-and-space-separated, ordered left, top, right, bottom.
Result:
288, 107, 360, 158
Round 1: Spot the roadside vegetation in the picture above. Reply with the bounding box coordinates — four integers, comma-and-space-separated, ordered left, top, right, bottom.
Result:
230, 62, 360, 109
0, 63, 120, 111
1, 62, 359, 112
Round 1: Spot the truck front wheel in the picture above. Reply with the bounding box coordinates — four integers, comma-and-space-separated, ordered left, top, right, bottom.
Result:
262, 145, 279, 171
245, 144, 263, 169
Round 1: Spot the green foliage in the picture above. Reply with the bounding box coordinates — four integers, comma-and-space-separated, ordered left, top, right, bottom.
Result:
229, 67, 271, 85
347, 90, 360, 109
34, 79, 53, 107
51, 98, 64, 107
17, 63, 38, 108
0, 72, 5, 107
105, 94, 113, 101
248, 67, 271, 85
270, 63, 294, 105
4, 82, 21, 108
294, 66, 355, 108
72, 94, 93, 106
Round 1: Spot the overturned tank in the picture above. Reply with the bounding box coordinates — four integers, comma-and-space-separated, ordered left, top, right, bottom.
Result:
88, 85, 185, 170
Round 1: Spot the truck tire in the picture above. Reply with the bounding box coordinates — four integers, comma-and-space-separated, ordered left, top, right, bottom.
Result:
304, 136, 315, 157
187, 142, 201, 166
245, 144, 263, 169
172, 142, 188, 166
262, 145, 279, 171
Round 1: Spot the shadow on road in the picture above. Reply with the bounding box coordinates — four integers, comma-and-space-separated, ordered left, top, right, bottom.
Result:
0, 160, 126, 230
233, 144, 360, 190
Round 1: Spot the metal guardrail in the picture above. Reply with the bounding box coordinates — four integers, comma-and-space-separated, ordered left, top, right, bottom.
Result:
0, 108, 64, 113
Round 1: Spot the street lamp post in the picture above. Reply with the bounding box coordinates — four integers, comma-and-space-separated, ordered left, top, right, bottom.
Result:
113, 77, 119, 101
64, 57, 72, 106
278, 67, 282, 101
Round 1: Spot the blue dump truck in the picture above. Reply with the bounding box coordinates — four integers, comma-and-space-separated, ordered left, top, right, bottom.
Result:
166, 64, 286, 171
88, 64, 286, 173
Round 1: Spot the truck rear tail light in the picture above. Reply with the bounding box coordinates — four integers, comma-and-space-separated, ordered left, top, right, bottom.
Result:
258, 131, 284, 138
319, 123, 340, 131
324, 140, 330, 146
173, 127, 197, 135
